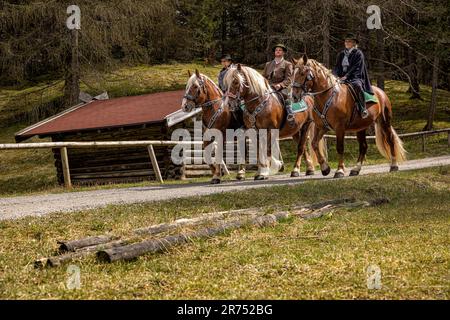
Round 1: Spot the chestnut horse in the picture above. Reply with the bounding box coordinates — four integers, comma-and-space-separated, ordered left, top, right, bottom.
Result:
222, 64, 319, 180
292, 56, 406, 178
182, 70, 246, 184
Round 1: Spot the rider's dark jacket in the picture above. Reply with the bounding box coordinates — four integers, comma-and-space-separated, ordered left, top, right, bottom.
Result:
332, 48, 373, 94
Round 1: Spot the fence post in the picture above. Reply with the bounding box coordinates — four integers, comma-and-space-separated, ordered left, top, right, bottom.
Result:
421, 134, 426, 152
60, 147, 72, 188
147, 145, 163, 183
448, 131, 450, 147
323, 137, 329, 161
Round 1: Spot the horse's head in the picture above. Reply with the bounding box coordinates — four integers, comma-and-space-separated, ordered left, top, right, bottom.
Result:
182, 69, 209, 113
222, 64, 247, 110
291, 55, 315, 102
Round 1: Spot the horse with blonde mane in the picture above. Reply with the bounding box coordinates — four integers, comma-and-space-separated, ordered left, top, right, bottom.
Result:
222, 64, 319, 180
181, 70, 246, 184
292, 55, 406, 178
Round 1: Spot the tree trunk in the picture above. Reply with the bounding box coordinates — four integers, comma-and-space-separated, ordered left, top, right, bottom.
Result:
376, 29, 385, 90
322, 1, 331, 68
424, 45, 440, 131
408, 47, 421, 99
265, 0, 272, 61
63, 29, 80, 108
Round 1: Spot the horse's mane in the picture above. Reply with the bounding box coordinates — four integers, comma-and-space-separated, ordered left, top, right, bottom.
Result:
223, 65, 270, 97
305, 59, 338, 88
186, 73, 222, 95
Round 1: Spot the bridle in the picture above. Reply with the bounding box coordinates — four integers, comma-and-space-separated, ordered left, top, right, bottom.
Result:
224, 71, 272, 129
292, 66, 315, 95
292, 64, 338, 131
183, 76, 224, 129
183, 77, 222, 109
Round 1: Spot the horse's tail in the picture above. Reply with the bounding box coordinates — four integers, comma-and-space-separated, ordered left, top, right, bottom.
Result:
374, 94, 407, 163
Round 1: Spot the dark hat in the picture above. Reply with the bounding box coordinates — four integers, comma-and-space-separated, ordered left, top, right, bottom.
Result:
272, 44, 288, 53
344, 33, 359, 44
220, 54, 233, 61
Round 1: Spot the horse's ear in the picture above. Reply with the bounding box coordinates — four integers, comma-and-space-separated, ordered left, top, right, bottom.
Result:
302, 54, 308, 65
237, 63, 242, 71
290, 57, 298, 65
195, 69, 200, 77
187, 70, 191, 78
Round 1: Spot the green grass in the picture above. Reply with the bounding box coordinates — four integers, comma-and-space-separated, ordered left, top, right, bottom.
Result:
0, 166, 448, 299
0, 64, 449, 197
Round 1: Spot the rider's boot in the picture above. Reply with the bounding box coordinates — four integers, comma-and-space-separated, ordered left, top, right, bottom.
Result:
355, 88, 369, 119
285, 99, 296, 127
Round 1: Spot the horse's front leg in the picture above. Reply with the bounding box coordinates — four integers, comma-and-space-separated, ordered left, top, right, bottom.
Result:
291, 123, 311, 177
312, 125, 331, 176
254, 129, 270, 181
350, 130, 367, 176
334, 126, 346, 178
204, 140, 222, 184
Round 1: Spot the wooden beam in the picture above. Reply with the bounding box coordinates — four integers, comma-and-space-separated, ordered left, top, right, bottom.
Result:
0, 140, 203, 150
60, 147, 72, 188
147, 145, 163, 183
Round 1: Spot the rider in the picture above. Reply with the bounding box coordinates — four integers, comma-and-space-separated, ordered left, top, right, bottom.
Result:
218, 54, 234, 92
332, 33, 373, 119
263, 44, 295, 125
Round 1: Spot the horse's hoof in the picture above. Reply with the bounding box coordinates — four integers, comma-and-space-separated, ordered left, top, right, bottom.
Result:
390, 166, 399, 172
254, 175, 269, 181
305, 169, 315, 176
236, 175, 246, 181
321, 166, 331, 176
210, 178, 221, 184
334, 171, 345, 179
349, 170, 360, 176
291, 171, 300, 178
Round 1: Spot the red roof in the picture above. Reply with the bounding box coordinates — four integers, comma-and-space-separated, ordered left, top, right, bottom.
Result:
15, 90, 186, 141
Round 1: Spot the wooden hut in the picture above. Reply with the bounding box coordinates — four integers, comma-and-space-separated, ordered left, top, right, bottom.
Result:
14, 90, 207, 185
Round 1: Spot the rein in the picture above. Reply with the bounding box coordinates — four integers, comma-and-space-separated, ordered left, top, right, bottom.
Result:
184, 77, 225, 129
293, 66, 338, 130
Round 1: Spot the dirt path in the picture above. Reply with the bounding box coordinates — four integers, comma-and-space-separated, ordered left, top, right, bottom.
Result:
1, 155, 449, 221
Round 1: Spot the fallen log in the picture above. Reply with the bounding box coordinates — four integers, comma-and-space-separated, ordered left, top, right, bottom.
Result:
36, 239, 130, 268
35, 197, 389, 267
58, 235, 119, 253
97, 212, 289, 263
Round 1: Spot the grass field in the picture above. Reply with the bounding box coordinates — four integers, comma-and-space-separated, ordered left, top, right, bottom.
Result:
0, 63, 449, 197
0, 165, 448, 299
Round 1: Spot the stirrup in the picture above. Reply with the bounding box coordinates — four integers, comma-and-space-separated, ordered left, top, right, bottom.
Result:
361, 109, 369, 119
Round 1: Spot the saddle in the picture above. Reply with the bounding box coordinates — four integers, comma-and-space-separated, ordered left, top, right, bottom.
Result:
344, 82, 378, 107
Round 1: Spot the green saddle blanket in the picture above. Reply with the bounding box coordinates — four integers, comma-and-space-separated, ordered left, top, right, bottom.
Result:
291, 99, 308, 113
239, 99, 308, 113
364, 92, 378, 104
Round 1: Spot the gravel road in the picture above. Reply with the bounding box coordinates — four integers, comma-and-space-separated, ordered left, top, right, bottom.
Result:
1, 155, 449, 221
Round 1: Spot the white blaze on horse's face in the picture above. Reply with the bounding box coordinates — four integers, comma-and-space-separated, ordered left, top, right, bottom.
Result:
182, 83, 198, 113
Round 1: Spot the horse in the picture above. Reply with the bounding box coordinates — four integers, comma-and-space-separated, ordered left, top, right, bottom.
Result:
222, 64, 320, 180
291, 55, 406, 178
181, 70, 246, 184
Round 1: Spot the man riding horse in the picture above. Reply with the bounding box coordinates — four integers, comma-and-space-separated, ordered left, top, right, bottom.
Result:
263, 44, 295, 126
332, 33, 373, 119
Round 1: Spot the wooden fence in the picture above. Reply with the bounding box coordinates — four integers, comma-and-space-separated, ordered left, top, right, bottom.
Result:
1, 128, 449, 188
0, 141, 203, 188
